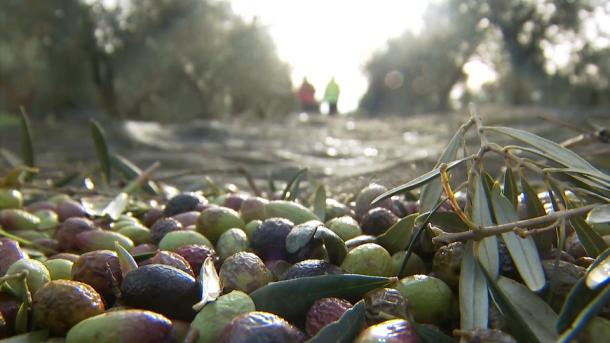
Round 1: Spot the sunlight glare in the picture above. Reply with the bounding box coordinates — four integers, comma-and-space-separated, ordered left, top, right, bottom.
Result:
229, 0, 428, 113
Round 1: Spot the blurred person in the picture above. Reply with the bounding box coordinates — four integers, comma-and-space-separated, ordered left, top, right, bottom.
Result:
297, 77, 318, 113
324, 77, 340, 115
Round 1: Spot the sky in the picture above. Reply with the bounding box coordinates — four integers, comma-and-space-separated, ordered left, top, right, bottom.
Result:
228, 0, 431, 113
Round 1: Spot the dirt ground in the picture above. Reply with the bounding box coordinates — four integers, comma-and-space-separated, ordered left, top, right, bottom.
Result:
1, 105, 608, 197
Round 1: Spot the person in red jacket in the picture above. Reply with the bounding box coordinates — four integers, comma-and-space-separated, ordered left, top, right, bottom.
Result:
297, 77, 318, 113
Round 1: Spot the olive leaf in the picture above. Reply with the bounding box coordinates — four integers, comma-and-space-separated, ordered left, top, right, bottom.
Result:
285, 220, 321, 254
521, 176, 554, 252
312, 184, 326, 222
481, 266, 550, 343
497, 276, 558, 342
569, 207, 608, 258
90, 119, 111, 184
546, 182, 568, 303
558, 283, 610, 343
15, 301, 28, 334
80, 196, 111, 217
281, 168, 308, 200
419, 123, 467, 213
483, 126, 603, 176
314, 227, 347, 266
459, 241, 489, 330
376, 213, 417, 254
503, 167, 518, 207
114, 241, 138, 279
490, 184, 545, 292
544, 167, 610, 189
557, 247, 610, 332
307, 300, 365, 343
193, 257, 222, 311
586, 250, 610, 290
471, 172, 499, 279
459, 240, 488, 330
250, 274, 395, 320
414, 324, 457, 343
372, 155, 475, 205
102, 192, 129, 221
0, 229, 54, 255
110, 153, 160, 195
429, 212, 469, 233
586, 204, 610, 235
119, 161, 161, 195
397, 201, 444, 277
19, 108, 34, 181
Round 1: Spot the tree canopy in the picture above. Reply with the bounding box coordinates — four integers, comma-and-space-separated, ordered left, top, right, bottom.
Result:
0, 0, 295, 119
360, 0, 610, 116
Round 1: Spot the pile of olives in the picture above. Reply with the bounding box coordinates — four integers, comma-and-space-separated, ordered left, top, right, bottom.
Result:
0, 182, 598, 342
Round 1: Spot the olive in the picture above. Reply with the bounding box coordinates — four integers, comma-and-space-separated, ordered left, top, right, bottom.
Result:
121, 264, 199, 321
364, 288, 411, 325
65, 309, 173, 343
354, 319, 420, 343
219, 252, 272, 293
174, 244, 220, 277
360, 207, 399, 236
197, 206, 245, 244
431, 242, 465, 288
239, 197, 269, 224
141, 250, 194, 276
55, 217, 98, 252
164, 193, 207, 216
0, 239, 28, 276
0, 189, 23, 209
71, 250, 122, 304
251, 217, 294, 262
340, 243, 394, 276
217, 228, 250, 261
56, 199, 87, 222
282, 259, 343, 280
32, 280, 105, 335
150, 217, 183, 244
326, 215, 362, 241
6, 259, 50, 295
306, 297, 352, 336
222, 193, 248, 212
219, 311, 305, 343
394, 275, 455, 324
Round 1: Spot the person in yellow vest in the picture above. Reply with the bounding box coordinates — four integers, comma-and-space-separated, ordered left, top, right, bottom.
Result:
323, 77, 340, 115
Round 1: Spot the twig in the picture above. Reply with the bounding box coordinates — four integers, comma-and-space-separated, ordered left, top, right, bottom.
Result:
20, 184, 115, 197
440, 164, 475, 228
156, 166, 261, 196
236, 167, 261, 196
514, 219, 560, 238
469, 103, 488, 146
537, 114, 589, 133
433, 204, 599, 244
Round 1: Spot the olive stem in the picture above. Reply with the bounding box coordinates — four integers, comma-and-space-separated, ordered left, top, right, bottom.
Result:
120, 160, 161, 194
439, 164, 476, 229
0, 228, 56, 254
0, 271, 28, 285
182, 326, 199, 343
432, 204, 599, 244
